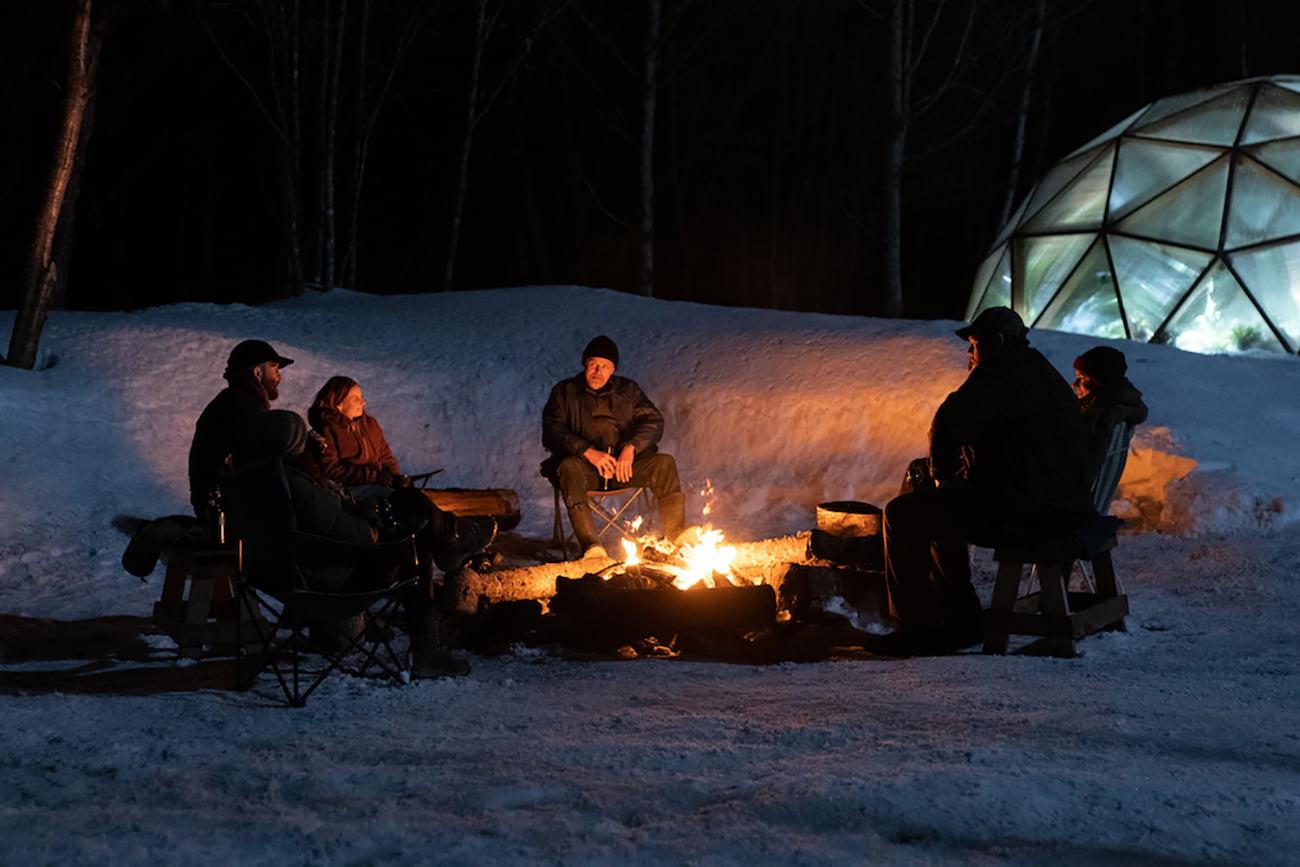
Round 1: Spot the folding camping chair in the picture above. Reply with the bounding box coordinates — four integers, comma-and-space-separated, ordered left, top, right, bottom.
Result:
540, 460, 653, 560
981, 422, 1134, 657
223, 458, 422, 706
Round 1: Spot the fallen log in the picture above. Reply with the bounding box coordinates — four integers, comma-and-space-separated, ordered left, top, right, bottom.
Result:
422, 488, 520, 531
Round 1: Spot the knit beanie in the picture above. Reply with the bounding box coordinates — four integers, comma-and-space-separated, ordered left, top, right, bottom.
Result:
257, 410, 309, 460
1073, 346, 1128, 385
582, 335, 619, 369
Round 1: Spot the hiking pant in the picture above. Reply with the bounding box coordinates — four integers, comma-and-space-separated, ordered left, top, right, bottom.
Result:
881, 486, 987, 637
555, 452, 685, 544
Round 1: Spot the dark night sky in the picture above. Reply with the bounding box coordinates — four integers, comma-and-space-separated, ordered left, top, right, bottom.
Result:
4, 0, 1299, 319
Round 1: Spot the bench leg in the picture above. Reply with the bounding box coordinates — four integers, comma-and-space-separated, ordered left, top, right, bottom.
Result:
1037, 561, 1077, 657
983, 561, 1023, 654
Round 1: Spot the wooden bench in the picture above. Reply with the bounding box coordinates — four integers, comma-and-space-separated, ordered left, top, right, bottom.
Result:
153, 542, 265, 659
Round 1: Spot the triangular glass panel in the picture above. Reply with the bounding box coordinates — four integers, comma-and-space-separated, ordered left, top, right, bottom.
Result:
1022, 146, 1115, 233
1065, 106, 1147, 159
1109, 235, 1213, 342
1245, 138, 1300, 188
1224, 155, 1300, 249
1020, 143, 1111, 227
1035, 238, 1126, 338
992, 195, 1031, 248
1132, 87, 1251, 146
1160, 260, 1286, 354
1108, 139, 1221, 222
1129, 82, 1239, 131
967, 246, 1012, 320
1240, 82, 1300, 145
1273, 76, 1300, 96
1114, 156, 1229, 251
1019, 233, 1096, 324
1228, 239, 1300, 351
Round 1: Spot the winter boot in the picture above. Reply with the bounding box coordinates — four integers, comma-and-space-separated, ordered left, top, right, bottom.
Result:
566, 503, 601, 553
658, 492, 686, 544
433, 516, 498, 573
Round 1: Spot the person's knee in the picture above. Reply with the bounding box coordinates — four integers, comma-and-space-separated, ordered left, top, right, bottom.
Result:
555, 456, 594, 507
637, 452, 681, 495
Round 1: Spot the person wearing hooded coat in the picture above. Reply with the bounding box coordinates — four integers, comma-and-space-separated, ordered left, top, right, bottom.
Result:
246, 410, 492, 676
1072, 346, 1149, 484
873, 307, 1095, 657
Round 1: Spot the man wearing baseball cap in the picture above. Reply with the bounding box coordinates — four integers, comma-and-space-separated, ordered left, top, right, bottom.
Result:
187, 339, 294, 518
872, 307, 1093, 656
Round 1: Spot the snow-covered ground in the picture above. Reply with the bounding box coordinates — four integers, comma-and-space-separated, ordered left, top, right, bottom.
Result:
0, 286, 1297, 864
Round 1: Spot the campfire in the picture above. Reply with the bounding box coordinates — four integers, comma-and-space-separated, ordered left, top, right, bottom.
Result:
616, 528, 747, 591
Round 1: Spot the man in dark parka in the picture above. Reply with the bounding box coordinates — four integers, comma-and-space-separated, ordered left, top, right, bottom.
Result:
187, 339, 293, 517
543, 335, 685, 557
876, 307, 1094, 655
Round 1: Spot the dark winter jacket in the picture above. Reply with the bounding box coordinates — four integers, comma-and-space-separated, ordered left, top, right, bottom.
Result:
282, 462, 381, 591
929, 343, 1093, 529
1079, 377, 1148, 483
187, 377, 270, 517
308, 407, 401, 487
542, 374, 664, 460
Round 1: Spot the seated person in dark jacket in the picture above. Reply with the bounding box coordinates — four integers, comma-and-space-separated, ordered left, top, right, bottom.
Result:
308, 375, 408, 498
1072, 346, 1149, 484
251, 411, 494, 586
188, 339, 293, 518
542, 335, 685, 558
248, 411, 493, 676
874, 307, 1094, 657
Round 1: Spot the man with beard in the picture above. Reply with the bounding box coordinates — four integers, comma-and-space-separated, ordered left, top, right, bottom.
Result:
871, 307, 1094, 656
187, 339, 294, 518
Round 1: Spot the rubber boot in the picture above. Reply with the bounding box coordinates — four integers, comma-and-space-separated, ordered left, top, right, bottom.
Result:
566, 503, 601, 553
658, 492, 686, 543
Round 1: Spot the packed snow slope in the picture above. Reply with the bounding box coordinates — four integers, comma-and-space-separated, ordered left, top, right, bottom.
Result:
0, 286, 1297, 866
0, 285, 1295, 617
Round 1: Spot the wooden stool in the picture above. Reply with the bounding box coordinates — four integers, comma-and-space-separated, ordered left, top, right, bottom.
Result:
982, 533, 1128, 657
153, 542, 263, 658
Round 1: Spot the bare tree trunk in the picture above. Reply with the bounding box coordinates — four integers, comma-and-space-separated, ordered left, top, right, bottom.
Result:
1000, 0, 1045, 227
638, 0, 661, 298
317, 0, 347, 292
8, 0, 100, 369
880, 0, 907, 319
444, 0, 491, 292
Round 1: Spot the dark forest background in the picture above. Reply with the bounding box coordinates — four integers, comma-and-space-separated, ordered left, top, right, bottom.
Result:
3, 0, 1297, 321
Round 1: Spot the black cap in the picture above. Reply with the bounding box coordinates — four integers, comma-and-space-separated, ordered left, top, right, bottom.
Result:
227, 339, 294, 370
582, 335, 619, 368
955, 307, 1028, 340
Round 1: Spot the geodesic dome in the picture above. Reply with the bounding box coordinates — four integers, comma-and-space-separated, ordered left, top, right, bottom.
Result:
967, 74, 1300, 355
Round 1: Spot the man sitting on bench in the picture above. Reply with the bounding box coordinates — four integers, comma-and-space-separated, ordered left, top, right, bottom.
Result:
870, 307, 1095, 657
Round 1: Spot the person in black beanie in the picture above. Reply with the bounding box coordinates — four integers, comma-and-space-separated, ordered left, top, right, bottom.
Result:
542, 335, 685, 558
1072, 346, 1148, 482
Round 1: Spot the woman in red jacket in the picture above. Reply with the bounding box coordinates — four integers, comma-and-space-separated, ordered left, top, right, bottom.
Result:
308, 376, 409, 492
